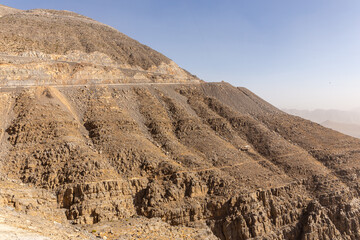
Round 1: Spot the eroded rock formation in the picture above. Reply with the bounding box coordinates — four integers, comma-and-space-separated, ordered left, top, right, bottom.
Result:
2, 83, 360, 239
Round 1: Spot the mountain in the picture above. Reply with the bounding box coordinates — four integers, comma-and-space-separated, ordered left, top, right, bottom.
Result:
0, 5, 199, 86
321, 120, 360, 138
2, 5, 360, 240
284, 109, 360, 138
283, 108, 360, 124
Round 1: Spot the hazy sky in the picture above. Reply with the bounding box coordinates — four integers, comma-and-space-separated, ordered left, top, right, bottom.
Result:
3, 0, 360, 110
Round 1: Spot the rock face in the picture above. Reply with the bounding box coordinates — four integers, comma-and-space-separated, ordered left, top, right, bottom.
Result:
2, 83, 360, 239
2, 4, 360, 240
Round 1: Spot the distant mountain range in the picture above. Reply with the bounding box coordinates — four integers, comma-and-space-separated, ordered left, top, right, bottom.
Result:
283, 108, 360, 138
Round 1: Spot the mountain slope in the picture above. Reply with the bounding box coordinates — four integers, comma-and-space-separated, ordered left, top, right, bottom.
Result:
0, 7, 198, 85
2, 82, 360, 239
1, 4, 360, 240
0, 4, 21, 17
0, 8, 169, 69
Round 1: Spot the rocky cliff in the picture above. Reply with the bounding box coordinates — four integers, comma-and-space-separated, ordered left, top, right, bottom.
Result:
1, 4, 360, 240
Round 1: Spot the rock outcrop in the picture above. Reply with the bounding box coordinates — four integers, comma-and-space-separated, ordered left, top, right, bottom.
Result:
2, 83, 360, 239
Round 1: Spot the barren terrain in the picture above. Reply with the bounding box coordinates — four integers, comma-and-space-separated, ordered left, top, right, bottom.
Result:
1, 4, 360, 240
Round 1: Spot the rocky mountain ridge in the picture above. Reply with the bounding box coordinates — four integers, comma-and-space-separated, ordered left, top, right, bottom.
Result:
1, 4, 360, 240
0, 5, 199, 86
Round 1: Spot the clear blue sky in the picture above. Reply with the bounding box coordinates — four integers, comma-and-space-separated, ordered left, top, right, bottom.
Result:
3, 0, 360, 110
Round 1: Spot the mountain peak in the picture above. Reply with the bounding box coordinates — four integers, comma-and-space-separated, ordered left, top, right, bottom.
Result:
0, 6, 199, 86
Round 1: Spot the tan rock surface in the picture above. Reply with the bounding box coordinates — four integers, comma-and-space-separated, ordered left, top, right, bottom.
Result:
0, 4, 21, 17
0, 6, 199, 85
1, 4, 360, 240
0, 178, 94, 239
1, 83, 360, 239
